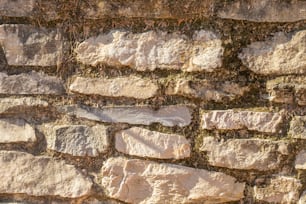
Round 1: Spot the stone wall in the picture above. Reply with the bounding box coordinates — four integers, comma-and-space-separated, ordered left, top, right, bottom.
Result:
0, 0, 305, 203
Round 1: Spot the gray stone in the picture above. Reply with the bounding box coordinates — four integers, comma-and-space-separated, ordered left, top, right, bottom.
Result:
58, 105, 192, 127
100, 157, 245, 203
218, 0, 306, 22
239, 30, 306, 75
0, 72, 65, 95
0, 151, 92, 197
0, 97, 48, 114
69, 76, 158, 99
298, 191, 306, 204
115, 127, 190, 159
295, 150, 306, 170
0, 119, 36, 143
289, 116, 306, 139
201, 110, 283, 133
75, 30, 223, 72
166, 78, 249, 101
254, 176, 302, 203
45, 124, 109, 157
0, 24, 64, 67
0, 0, 35, 17
200, 137, 288, 171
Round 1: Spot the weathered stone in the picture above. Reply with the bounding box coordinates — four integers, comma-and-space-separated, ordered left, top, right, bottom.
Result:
100, 157, 245, 203
0, 119, 36, 143
254, 176, 302, 203
0, 24, 64, 67
0, 151, 92, 197
295, 150, 306, 170
299, 191, 306, 204
82, 0, 213, 19
239, 30, 306, 75
0, 0, 35, 17
83, 198, 121, 204
75, 30, 223, 72
0, 72, 65, 95
58, 105, 192, 127
0, 97, 48, 114
200, 137, 288, 171
267, 76, 306, 105
69, 76, 158, 99
289, 116, 306, 139
45, 124, 109, 157
218, 0, 306, 22
201, 110, 283, 133
115, 127, 190, 159
166, 78, 249, 101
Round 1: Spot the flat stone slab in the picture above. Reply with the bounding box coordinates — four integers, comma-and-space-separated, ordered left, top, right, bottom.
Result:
0, 151, 92, 198
0, 72, 65, 95
58, 105, 192, 127
166, 78, 249, 101
75, 30, 223, 72
295, 150, 306, 170
254, 176, 302, 203
0, 119, 36, 143
0, 24, 64, 67
69, 76, 158, 99
0, 0, 35, 17
239, 30, 306, 75
201, 110, 283, 133
115, 127, 190, 159
45, 124, 109, 157
200, 137, 288, 171
218, 0, 306, 22
0, 97, 48, 114
100, 157, 245, 203
289, 116, 306, 139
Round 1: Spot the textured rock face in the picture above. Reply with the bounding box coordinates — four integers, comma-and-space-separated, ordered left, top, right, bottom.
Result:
69, 76, 158, 99
58, 105, 192, 127
115, 127, 190, 159
299, 191, 306, 204
83, 0, 213, 19
218, 0, 306, 22
200, 137, 288, 171
0, 151, 92, 197
289, 116, 306, 139
0, 24, 64, 66
0, 0, 35, 17
0, 119, 36, 143
239, 30, 306, 75
46, 125, 109, 157
166, 78, 249, 101
0, 72, 65, 95
100, 157, 245, 204
201, 110, 283, 133
0, 97, 48, 114
254, 176, 302, 203
295, 150, 306, 170
75, 30, 223, 72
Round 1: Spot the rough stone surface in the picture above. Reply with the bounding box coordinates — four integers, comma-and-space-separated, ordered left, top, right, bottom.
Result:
299, 191, 306, 204
267, 76, 306, 106
0, 24, 64, 67
45, 124, 109, 157
75, 30, 223, 72
218, 0, 306, 22
200, 137, 288, 171
295, 150, 306, 170
0, 97, 48, 114
69, 76, 158, 99
0, 151, 92, 198
100, 157, 245, 204
0, 0, 35, 17
0, 119, 36, 143
58, 105, 192, 127
166, 78, 249, 101
239, 30, 306, 75
0, 72, 65, 95
83, 0, 213, 19
115, 127, 190, 159
254, 176, 302, 203
289, 116, 306, 139
201, 110, 283, 133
